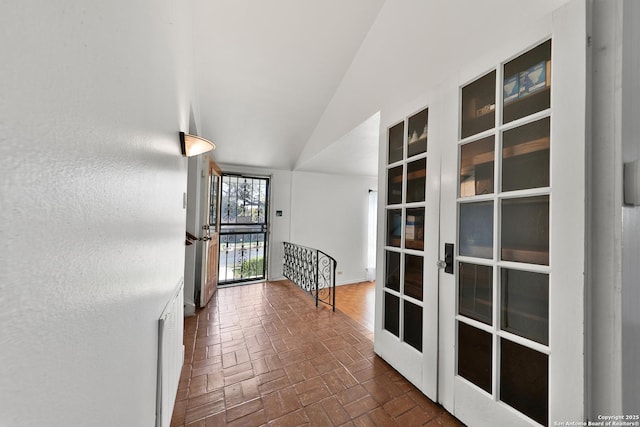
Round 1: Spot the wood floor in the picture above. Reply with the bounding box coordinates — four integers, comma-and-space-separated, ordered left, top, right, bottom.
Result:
334, 281, 375, 331
171, 280, 462, 426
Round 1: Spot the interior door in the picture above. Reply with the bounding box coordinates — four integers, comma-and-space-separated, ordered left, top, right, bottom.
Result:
200, 159, 221, 307
444, 3, 586, 426
375, 104, 440, 401
376, 1, 587, 425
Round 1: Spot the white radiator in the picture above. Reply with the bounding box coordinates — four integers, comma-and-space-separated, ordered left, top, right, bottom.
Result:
156, 279, 185, 427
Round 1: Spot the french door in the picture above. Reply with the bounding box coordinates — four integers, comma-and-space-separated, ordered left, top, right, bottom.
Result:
375, 104, 441, 401
218, 174, 269, 285
375, 1, 586, 425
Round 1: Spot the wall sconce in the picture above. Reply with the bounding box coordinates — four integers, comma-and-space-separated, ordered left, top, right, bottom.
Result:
179, 131, 215, 157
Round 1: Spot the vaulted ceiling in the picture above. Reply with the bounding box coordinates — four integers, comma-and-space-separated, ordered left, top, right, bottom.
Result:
192, 0, 385, 175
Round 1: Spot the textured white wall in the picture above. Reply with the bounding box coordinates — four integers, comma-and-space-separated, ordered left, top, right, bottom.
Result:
290, 171, 378, 285
0, 1, 195, 426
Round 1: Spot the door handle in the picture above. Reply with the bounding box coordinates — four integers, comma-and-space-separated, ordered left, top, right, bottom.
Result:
437, 243, 454, 274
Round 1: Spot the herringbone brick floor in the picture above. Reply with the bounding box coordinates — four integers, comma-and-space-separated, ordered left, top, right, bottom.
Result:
171, 280, 463, 427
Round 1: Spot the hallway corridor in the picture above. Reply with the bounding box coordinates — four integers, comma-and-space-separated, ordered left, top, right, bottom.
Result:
171, 280, 462, 426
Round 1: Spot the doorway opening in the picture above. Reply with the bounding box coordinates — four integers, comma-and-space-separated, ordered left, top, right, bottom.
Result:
218, 174, 269, 285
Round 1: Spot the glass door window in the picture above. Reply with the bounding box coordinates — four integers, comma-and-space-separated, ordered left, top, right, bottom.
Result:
456, 40, 551, 426
219, 174, 269, 284
383, 107, 429, 353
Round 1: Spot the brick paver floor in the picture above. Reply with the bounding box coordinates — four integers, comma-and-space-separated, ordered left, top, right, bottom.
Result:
171, 280, 463, 427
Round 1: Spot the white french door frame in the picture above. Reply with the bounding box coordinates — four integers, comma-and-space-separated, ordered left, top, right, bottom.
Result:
444, 3, 587, 426
375, 1, 587, 425
374, 87, 444, 402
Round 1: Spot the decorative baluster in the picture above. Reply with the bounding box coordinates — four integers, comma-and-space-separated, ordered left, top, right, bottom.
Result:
282, 242, 336, 311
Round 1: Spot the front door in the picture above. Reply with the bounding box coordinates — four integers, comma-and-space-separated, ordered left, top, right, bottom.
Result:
376, 2, 587, 425
218, 174, 269, 285
200, 159, 221, 307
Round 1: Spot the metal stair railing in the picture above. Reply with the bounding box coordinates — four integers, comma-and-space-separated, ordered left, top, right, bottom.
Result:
282, 242, 337, 311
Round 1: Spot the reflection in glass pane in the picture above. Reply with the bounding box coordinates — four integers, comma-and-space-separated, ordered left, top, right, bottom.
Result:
386, 209, 402, 247
502, 117, 550, 192
387, 166, 403, 205
459, 263, 493, 325
407, 108, 428, 157
460, 136, 494, 197
459, 202, 493, 259
501, 196, 549, 265
388, 122, 404, 164
384, 292, 400, 337
458, 322, 492, 393
385, 251, 400, 292
501, 269, 549, 345
461, 71, 496, 139
404, 254, 423, 300
503, 40, 552, 124
210, 175, 218, 227
403, 301, 423, 351
500, 339, 548, 425
405, 208, 424, 250
407, 158, 426, 203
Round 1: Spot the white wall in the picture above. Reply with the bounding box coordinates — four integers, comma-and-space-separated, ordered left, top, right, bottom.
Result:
621, 0, 640, 413
0, 1, 195, 426
184, 155, 202, 315
300, 0, 571, 165
588, 0, 626, 417
290, 171, 378, 285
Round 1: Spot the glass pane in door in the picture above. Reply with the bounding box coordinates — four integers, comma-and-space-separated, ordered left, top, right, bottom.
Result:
407, 108, 428, 157
388, 122, 404, 164
386, 209, 402, 247
503, 40, 551, 124
385, 251, 400, 292
404, 254, 423, 300
500, 339, 548, 425
501, 196, 549, 265
405, 208, 424, 250
384, 293, 400, 337
501, 269, 549, 345
459, 201, 493, 258
458, 322, 492, 393
502, 117, 550, 192
388, 166, 403, 205
406, 158, 426, 203
209, 174, 218, 228
460, 136, 495, 197
403, 301, 423, 351
461, 71, 496, 139
459, 262, 492, 325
